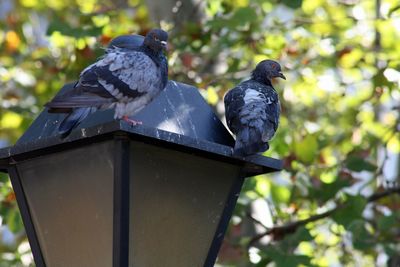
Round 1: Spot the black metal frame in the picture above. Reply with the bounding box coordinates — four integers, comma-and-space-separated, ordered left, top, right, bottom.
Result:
0, 122, 282, 267
203, 175, 245, 267
8, 167, 46, 267
0, 121, 282, 175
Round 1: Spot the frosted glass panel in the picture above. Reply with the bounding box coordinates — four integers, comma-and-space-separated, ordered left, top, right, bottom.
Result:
17, 141, 114, 267
129, 142, 240, 267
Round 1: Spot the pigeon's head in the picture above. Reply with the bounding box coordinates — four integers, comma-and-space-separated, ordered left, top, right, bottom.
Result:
252, 60, 286, 84
143, 29, 168, 52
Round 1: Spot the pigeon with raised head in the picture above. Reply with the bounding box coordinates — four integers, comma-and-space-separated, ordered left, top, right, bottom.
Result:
224, 60, 285, 156
46, 29, 169, 137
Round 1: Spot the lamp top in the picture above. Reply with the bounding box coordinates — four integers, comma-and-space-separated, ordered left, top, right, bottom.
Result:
0, 81, 282, 176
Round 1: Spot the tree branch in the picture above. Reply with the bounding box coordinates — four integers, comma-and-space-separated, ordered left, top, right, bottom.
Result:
248, 186, 400, 247
246, 211, 270, 229
367, 186, 400, 202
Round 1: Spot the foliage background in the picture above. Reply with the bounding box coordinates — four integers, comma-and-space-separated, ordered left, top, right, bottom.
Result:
0, 0, 399, 266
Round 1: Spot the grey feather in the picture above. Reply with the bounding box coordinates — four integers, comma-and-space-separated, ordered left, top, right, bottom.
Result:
58, 107, 96, 137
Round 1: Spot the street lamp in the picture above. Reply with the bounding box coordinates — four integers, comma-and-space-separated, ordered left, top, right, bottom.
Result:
0, 81, 282, 267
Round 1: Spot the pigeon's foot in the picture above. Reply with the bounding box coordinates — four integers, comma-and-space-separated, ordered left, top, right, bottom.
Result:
122, 116, 143, 126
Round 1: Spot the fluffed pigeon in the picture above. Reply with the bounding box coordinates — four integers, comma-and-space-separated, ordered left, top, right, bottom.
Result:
46, 29, 168, 137
224, 60, 285, 156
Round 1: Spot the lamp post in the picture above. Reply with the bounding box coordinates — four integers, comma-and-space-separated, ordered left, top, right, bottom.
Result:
0, 81, 282, 267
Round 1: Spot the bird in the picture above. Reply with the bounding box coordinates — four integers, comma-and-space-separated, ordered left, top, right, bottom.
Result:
45, 29, 169, 137
224, 59, 285, 156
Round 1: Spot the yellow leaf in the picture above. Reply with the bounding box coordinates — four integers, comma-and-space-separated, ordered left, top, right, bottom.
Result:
136, 5, 148, 20
6, 31, 21, 52
92, 15, 110, 27
20, 0, 39, 8
206, 87, 219, 105
387, 135, 400, 153
50, 31, 68, 47
254, 54, 269, 64
76, 0, 96, 13
271, 183, 290, 203
339, 48, 364, 68
233, 0, 249, 8
320, 169, 336, 183
294, 135, 318, 163
298, 241, 313, 256
76, 38, 86, 50
255, 175, 271, 196
302, 0, 324, 14
45, 0, 67, 10
1, 112, 23, 129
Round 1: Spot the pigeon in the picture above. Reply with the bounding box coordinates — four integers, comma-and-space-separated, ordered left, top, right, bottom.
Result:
224, 60, 285, 156
46, 29, 169, 137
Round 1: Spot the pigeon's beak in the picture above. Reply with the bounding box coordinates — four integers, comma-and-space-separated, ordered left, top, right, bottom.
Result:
161, 41, 168, 50
277, 72, 286, 80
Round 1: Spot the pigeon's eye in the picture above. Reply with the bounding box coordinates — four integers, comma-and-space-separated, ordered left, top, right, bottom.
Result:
154, 37, 160, 41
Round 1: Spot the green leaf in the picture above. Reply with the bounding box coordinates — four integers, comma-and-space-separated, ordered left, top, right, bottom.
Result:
294, 135, 318, 163
347, 220, 374, 251
345, 156, 377, 172
310, 178, 350, 203
332, 195, 367, 227
47, 21, 103, 38
264, 246, 312, 267
384, 244, 397, 257
6, 207, 24, 233
0, 172, 9, 183
282, 0, 303, 9
287, 226, 314, 243
273, 227, 314, 255
275, 255, 311, 267
377, 213, 398, 231
231, 7, 258, 25
271, 183, 291, 204
207, 7, 258, 30
254, 258, 272, 267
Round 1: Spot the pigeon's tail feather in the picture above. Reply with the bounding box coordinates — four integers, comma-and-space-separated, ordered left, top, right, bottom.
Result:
233, 127, 269, 156
233, 127, 249, 156
58, 107, 93, 138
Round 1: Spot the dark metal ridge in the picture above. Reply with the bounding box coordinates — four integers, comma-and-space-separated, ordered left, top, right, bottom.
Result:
113, 134, 130, 267
0, 121, 282, 176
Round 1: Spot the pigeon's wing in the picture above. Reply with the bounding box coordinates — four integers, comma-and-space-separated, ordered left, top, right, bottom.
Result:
46, 50, 161, 110
159, 55, 168, 89
99, 50, 162, 99
262, 85, 280, 132
46, 89, 115, 109
224, 85, 246, 133
45, 62, 119, 110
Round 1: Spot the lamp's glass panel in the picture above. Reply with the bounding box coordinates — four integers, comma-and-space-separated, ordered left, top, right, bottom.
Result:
129, 142, 240, 267
17, 141, 114, 267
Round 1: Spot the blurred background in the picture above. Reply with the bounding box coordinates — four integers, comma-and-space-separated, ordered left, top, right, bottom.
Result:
0, 0, 399, 266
